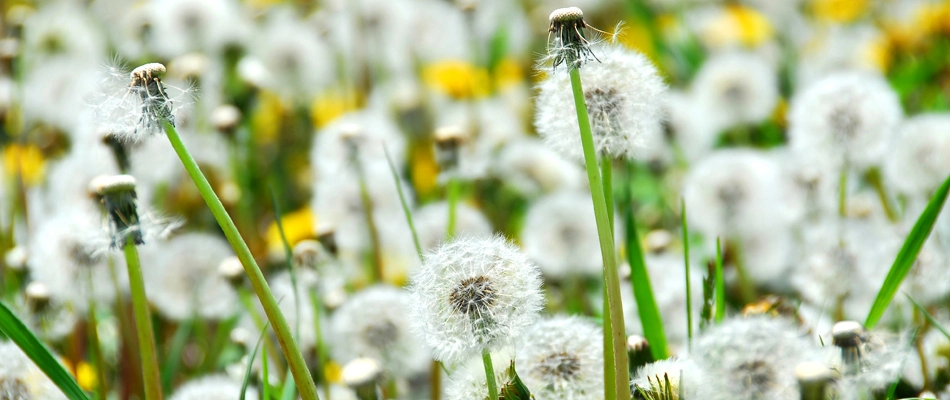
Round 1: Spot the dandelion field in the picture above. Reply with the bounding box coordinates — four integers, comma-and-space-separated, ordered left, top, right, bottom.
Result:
1, 0, 950, 399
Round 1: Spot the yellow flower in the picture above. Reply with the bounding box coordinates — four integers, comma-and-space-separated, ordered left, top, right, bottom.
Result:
76, 362, 97, 391
861, 35, 892, 72
250, 91, 284, 145
422, 60, 491, 99
704, 5, 774, 48
410, 141, 439, 199
265, 206, 315, 258
3, 144, 46, 186
310, 87, 361, 129
492, 58, 525, 90
811, 0, 869, 23
324, 360, 343, 384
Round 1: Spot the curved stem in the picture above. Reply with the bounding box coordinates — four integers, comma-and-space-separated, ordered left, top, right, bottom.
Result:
122, 241, 162, 400
163, 122, 320, 400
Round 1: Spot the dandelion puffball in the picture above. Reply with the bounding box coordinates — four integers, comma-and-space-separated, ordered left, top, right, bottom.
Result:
408, 235, 543, 364
515, 316, 604, 399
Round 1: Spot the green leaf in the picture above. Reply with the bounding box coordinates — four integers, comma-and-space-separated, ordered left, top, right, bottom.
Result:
624, 199, 670, 360
865, 172, 950, 329
241, 321, 269, 400
905, 294, 950, 342
499, 361, 533, 400
0, 301, 89, 400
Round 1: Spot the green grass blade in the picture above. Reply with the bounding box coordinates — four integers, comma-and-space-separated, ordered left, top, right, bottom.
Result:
280, 371, 297, 400
0, 301, 89, 400
714, 238, 725, 323
241, 321, 270, 400
384, 145, 424, 262
905, 294, 950, 342
161, 318, 194, 391
865, 172, 950, 329
680, 198, 693, 349
624, 195, 669, 360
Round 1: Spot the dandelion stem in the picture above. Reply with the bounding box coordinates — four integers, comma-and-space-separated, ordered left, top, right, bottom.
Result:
122, 240, 162, 400
714, 238, 725, 323
356, 163, 385, 283
86, 301, 108, 400
866, 167, 899, 222
838, 168, 848, 217
681, 199, 693, 349
569, 67, 629, 400
446, 177, 462, 239
481, 347, 499, 400
162, 122, 320, 400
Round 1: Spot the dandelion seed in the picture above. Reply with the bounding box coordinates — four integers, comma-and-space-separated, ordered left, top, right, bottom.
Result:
516, 316, 604, 399
408, 235, 543, 364
535, 43, 666, 161
168, 374, 258, 400
328, 285, 429, 378
691, 316, 823, 400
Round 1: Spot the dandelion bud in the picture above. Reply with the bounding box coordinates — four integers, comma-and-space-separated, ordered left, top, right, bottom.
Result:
832, 320, 867, 372
795, 361, 832, 400
627, 334, 654, 373
210, 104, 241, 135
91, 174, 143, 247
434, 125, 466, 173
218, 256, 245, 287
341, 357, 383, 400
547, 7, 596, 70
4, 246, 28, 273
25, 281, 51, 313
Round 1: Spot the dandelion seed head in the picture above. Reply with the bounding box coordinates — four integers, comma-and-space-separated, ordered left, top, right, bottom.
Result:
788, 71, 902, 171
521, 190, 601, 278
445, 348, 516, 400
493, 138, 585, 198
692, 316, 822, 400
0, 341, 67, 400
631, 358, 700, 399
691, 51, 778, 131
408, 235, 543, 364
516, 316, 604, 399
535, 43, 666, 161
310, 110, 407, 181
329, 285, 429, 378
169, 375, 258, 400
621, 253, 704, 350
141, 233, 239, 321
885, 113, 950, 199
830, 327, 913, 397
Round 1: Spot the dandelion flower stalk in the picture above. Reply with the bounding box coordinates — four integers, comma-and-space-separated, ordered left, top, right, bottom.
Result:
549, 7, 629, 399
162, 121, 320, 400
435, 126, 466, 240
93, 175, 162, 400
482, 347, 499, 399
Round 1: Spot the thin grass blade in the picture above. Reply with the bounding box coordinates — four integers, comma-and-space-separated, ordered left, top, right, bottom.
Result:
624, 198, 669, 360
241, 321, 270, 400
680, 198, 693, 348
384, 144, 424, 261
0, 301, 89, 400
905, 294, 950, 342
865, 172, 950, 329
714, 238, 725, 323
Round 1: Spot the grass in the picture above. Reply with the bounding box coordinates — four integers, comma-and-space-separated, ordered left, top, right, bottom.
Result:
865, 171, 950, 329
681, 199, 693, 348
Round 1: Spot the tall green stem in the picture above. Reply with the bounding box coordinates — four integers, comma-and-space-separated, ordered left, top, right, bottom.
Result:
446, 178, 462, 239
568, 67, 629, 400
481, 348, 498, 400
122, 240, 162, 400
714, 238, 725, 323
162, 122, 320, 400
838, 167, 848, 218
681, 199, 693, 349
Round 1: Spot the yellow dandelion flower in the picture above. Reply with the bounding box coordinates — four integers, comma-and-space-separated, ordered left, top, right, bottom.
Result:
266, 206, 315, 258
410, 141, 439, 199
250, 91, 284, 145
76, 361, 97, 391
324, 360, 343, 384
310, 87, 361, 129
704, 5, 774, 48
772, 98, 789, 128
811, 0, 869, 24
861, 35, 892, 72
492, 58, 525, 90
422, 60, 491, 99
3, 143, 46, 186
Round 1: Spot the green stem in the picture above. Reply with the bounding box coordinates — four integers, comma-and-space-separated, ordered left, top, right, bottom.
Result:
481, 348, 498, 400
355, 163, 384, 283
86, 303, 108, 400
838, 167, 848, 218
122, 241, 162, 400
681, 199, 693, 349
867, 167, 899, 222
162, 122, 319, 400
308, 291, 331, 400
569, 67, 629, 400
430, 361, 442, 400
446, 177, 461, 240
714, 238, 725, 323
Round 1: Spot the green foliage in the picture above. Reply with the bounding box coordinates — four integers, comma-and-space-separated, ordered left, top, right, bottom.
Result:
499, 361, 533, 400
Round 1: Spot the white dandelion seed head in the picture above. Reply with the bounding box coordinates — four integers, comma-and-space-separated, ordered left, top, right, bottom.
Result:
248, 8, 335, 103
21, 2, 104, 68
691, 316, 823, 400
515, 316, 604, 400
10, 282, 79, 342
414, 201, 493, 252
22, 61, 100, 131
431, 99, 528, 181
830, 328, 913, 398
535, 43, 667, 162
666, 89, 719, 163
169, 374, 258, 400
89, 62, 195, 145
140, 232, 239, 321
885, 113, 950, 199
682, 149, 793, 240
521, 190, 601, 278
408, 235, 544, 364
691, 51, 778, 131
310, 110, 407, 181
27, 209, 122, 312
795, 24, 883, 89
788, 71, 902, 171
896, 239, 950, 306
0, 341, 68, 400
328, 285, 429, 378
736, 230, 800, 289
493, 137, 585, 198
444, 348, 516, 400
631, 358, 701, 399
